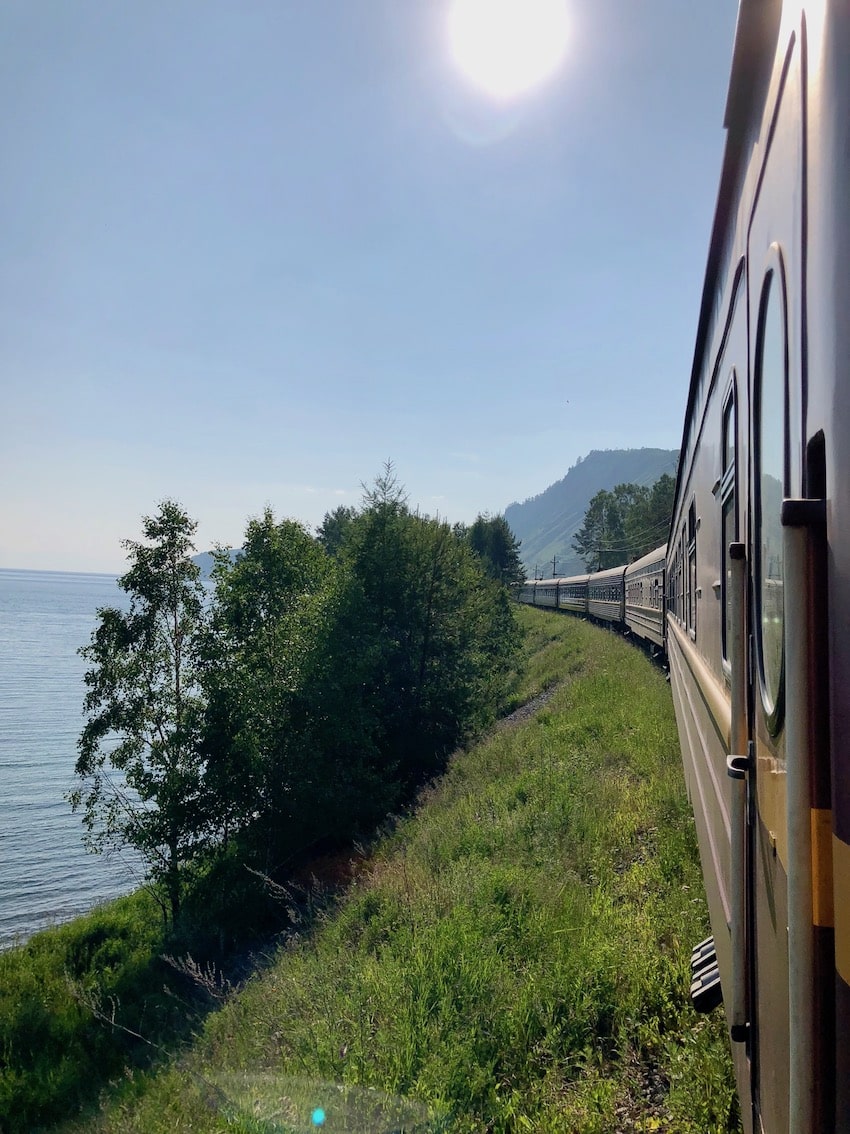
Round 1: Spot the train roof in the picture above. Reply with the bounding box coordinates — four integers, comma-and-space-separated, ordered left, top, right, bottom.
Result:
625, 544, 667, 574
529, 574, 590, 586
587, 563, 627, 583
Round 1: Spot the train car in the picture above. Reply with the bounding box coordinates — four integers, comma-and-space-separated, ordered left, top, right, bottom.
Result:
586, 564, 626, 625
556, 573, 589, 615
624, 544, 666, 650
518, 579, 537, 605
667, 2, 849, 1129
532, 578, 559, 609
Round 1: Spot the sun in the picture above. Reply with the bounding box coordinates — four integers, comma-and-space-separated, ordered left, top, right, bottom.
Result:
448, 0, 570, 101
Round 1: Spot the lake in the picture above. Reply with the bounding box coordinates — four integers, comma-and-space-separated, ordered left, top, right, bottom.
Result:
0, 568, 140, 948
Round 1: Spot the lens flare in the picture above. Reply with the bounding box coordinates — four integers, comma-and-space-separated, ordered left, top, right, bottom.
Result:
448, 0, 570, 100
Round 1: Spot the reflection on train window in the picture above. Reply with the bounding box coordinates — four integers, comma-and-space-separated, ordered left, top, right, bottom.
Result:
755, 267, 786, 727
720, 381, 737, 665
687, 502, 697, 637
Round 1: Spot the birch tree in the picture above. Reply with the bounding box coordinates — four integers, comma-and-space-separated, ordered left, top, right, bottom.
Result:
70, 501, 208, 922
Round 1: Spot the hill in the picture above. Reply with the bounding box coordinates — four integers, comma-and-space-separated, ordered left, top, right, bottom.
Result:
191, 548, 241, 577
505, 448, 678, 578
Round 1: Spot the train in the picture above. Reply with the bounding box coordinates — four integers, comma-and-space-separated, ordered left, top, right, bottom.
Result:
520, 2, 850, 1131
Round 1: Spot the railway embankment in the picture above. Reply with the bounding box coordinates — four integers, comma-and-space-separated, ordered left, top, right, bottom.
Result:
4, 608, 740, 1133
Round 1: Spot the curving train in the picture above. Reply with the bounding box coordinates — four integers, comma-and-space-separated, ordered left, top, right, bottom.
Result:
518, 545, 667, 653
520, 2, 850, 1131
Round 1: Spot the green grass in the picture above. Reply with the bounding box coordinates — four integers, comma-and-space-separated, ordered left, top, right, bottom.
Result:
56, 610, 739, 1133
502, 604, 588, 709
0, 892, 178, 1133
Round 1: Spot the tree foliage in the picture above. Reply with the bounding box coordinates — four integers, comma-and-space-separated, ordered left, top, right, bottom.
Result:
572, 474, 675, 571
316, 504, 357, 557
72, 470, 524, 923
200, 510, 333, 868
70, 501, 208, 921
466, 513, 525, 587
334, 466, 520, 788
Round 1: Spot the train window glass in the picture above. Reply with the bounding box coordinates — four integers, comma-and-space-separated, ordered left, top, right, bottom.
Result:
723, 393, 735, 470
675, 549, 680, 620
755, 268, 786, 728
687, 503, 697, 636
721, 382, 737, 666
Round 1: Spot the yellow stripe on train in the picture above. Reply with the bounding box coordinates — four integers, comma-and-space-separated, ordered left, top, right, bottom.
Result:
833, 834, 850, 985
811, 810, 833, 928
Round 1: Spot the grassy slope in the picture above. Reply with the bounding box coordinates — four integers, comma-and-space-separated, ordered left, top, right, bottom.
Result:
61, 608, 741, 1133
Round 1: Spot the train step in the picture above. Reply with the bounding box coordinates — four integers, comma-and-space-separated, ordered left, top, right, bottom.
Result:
690, 935, 715, 966
689, 936, 722, 1013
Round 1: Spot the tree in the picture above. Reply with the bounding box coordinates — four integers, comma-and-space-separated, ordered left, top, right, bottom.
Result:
572, 475, 677, 570
316, 504, 358, 557
571, 489, 627, 570
640, 472, 676, 554
339, 466, 521, 788
201, 509, 334, 868
466, 514, 525, 587
70, 501, 208, 922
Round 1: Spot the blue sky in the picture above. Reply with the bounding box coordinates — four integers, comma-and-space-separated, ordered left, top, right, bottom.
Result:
2, 1, 739, 573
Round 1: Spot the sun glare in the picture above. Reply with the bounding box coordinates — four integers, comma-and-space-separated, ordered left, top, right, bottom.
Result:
448, 0, 570, 101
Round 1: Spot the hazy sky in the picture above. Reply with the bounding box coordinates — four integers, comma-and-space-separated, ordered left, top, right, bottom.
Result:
2, 1, 739, 573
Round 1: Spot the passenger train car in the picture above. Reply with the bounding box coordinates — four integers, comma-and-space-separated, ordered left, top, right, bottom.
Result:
520, 2, 849, 1130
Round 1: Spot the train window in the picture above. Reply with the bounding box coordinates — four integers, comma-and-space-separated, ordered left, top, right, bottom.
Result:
754, 266, 787, 730
720, 382, 738, 666
687, 503, 697, 636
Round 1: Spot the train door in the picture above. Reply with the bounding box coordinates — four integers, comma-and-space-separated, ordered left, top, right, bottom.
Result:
716, 274, 756, 1131
744, 16, 832, 1132
748, 240, 793, 1134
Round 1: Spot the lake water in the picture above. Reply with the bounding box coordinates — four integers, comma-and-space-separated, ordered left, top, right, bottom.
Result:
0, 568, 141, 948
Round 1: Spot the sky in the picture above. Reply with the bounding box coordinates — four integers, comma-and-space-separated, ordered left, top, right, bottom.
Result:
1, 1, 740, 574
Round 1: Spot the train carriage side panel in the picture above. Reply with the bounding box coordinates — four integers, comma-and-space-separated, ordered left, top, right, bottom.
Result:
534, 578, 559, 609
797, 2, 850, 1127
586, 564, 626, 624
666, 1, 764, 1125
557, 574, 589, 615
665, 241, 746, 1082
518, 580, 537, 605
667, 2, 850, 1129
624, 545, 666, 649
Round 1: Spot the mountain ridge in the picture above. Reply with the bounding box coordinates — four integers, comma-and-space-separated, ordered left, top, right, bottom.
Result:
505, 447, 678, 577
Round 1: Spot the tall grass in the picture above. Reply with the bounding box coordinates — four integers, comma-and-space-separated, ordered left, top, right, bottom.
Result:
63, 611, 739, 1133
0, 892, 174, 1132
503, 604, 588, 708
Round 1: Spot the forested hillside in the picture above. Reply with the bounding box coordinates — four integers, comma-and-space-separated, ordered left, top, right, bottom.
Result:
505, 448, 678, 577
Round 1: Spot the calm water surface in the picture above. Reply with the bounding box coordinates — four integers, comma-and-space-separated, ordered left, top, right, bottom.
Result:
0, 568, 140, 947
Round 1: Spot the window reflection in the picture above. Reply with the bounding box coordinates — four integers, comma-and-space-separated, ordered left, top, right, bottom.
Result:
720, 386, 736, 665
756, 272, 785, 720
723, 397, 735, 472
